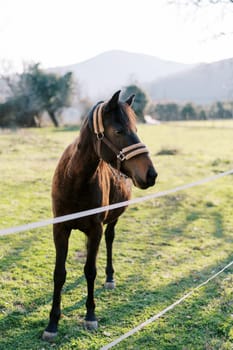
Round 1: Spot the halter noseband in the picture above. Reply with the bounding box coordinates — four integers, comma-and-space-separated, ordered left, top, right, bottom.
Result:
92, 102, 149, 170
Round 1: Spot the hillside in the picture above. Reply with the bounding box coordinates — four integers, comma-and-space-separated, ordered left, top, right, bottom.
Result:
49, 50, 193, 101
2, 51, 232, 106
147, 58, 233, 104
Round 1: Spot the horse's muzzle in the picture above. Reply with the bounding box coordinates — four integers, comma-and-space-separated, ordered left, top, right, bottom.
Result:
146, 166, 158, 187
133, 166, 157, 189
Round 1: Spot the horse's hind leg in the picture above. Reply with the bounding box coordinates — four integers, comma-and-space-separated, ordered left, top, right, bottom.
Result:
104, 220, 117, 289
42, 224, 71, 342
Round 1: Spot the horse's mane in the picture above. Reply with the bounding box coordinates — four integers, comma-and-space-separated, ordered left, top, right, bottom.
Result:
120, 102, 137, 126
77, 116, 94, 154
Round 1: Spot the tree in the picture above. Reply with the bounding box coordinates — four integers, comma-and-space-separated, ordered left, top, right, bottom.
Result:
122, 84, 149, 122
18, 64, 73, 126
167, 0, 233, 43
181, 103, 197, 120
168, 0, 233, 4
199, 109, 207, 120
0, 63, 73, 127
208, 101, 233, 119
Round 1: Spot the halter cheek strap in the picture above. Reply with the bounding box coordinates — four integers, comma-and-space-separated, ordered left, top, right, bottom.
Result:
93, 103, 105, 138
92, 102, 149, 170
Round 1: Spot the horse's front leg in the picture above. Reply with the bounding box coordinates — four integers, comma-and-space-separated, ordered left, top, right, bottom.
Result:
42, 224, 71, 341
104, 220, 117, 289
84, 225, 103, 330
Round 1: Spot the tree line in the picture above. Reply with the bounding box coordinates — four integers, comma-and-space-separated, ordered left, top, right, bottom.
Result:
147, 100, 233, 122
124, 85, 233, 122
0, 65, 233, 128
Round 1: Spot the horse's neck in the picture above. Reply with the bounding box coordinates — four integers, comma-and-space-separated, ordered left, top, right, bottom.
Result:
67, 135, 99, 183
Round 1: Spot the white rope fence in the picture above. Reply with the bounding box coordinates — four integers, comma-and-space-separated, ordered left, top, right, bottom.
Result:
0, 168, 233, 237
100, 259, 233, 350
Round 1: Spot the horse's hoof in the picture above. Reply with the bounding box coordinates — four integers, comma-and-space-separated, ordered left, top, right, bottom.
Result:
84, 320, 98, 330
42, 330, 57, 342
105, 281, 115, 289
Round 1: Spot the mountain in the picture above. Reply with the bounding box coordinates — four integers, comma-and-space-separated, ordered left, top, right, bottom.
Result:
48, 50, 194, 101
147, 58, 233, 104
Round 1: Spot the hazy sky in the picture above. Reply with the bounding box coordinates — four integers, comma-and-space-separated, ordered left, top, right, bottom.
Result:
0, 0, 233, 72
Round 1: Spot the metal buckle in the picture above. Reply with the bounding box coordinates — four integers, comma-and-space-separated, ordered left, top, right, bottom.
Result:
117, 151, 126, 161
97, 132, 104, 140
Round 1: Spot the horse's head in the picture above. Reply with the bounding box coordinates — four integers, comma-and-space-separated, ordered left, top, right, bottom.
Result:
89, 90, 157, 189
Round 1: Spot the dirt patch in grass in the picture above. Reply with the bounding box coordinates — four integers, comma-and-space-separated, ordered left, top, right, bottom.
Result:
156, 147, 180, 156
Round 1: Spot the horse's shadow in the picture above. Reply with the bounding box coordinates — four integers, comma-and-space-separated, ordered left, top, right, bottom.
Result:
0, 196, 232, 349
0, 245, 232, 350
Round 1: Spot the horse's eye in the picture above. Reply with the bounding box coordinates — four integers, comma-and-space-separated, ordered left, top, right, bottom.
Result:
115, 129, 123, 135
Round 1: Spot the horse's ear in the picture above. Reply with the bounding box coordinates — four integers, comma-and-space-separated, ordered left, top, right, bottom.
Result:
105, 90, 121, 112
125, 94, 135, 107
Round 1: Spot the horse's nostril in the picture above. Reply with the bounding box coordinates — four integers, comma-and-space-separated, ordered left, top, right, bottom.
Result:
147, 167, 157, 186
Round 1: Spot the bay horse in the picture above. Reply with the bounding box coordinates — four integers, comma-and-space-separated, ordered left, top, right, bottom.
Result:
42, 90, 157, 341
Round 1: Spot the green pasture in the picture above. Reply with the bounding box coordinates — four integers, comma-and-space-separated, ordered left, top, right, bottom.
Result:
0, 120, 233, 349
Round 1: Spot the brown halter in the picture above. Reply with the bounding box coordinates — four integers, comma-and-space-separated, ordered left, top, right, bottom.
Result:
92, 102, 149, 170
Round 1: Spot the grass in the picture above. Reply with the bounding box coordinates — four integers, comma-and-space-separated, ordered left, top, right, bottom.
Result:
0, 120, 233, 349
